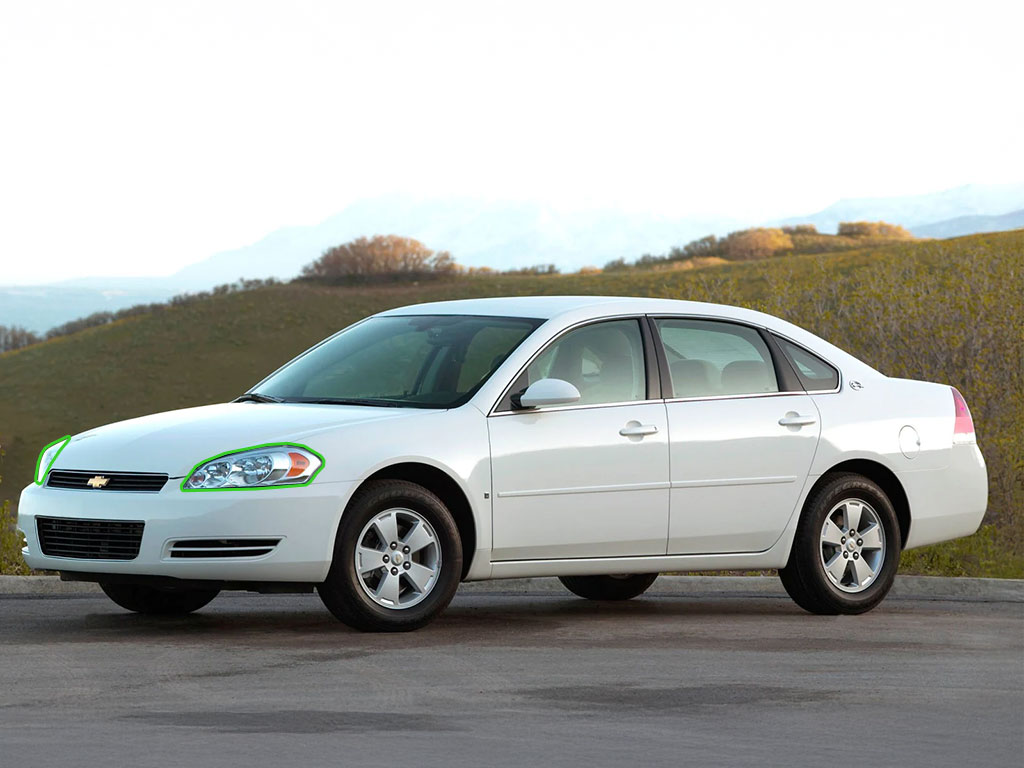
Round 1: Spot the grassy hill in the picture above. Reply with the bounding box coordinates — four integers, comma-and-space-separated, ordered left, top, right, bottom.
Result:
3, 231, 1022, 576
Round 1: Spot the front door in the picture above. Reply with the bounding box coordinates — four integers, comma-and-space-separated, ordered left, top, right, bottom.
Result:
488, 318, 670, 560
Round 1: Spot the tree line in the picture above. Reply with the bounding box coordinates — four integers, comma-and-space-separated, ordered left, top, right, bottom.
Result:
604, 221, 914, 272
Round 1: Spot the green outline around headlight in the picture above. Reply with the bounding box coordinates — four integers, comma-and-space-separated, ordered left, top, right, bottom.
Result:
179, 443, 326, 492
34, 435, 72, 486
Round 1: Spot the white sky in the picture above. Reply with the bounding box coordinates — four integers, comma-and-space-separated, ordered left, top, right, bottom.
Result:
2, 0, 1022, 284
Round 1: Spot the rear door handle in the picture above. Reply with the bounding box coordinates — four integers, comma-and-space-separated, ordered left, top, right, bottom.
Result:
778, 414, 817, 427
620, 423, 659, 437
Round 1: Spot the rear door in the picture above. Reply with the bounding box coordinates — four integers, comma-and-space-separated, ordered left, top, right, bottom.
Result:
653, 317, 821, 554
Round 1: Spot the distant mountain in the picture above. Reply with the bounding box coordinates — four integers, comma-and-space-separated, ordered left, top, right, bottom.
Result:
911, 209, 1024, 239
0, 285, 177, 334
164, 197, 744, 290
778, 183, 1024, 233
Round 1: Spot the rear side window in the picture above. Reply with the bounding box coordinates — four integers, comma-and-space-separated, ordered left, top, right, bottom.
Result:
774, 336, 839, 391
654, 318, 779, 398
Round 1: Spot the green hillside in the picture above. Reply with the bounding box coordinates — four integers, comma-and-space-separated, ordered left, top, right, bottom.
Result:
2, 231, 1022, 576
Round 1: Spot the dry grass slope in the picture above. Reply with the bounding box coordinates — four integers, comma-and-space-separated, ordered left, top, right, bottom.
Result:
2, 230, 1021, 576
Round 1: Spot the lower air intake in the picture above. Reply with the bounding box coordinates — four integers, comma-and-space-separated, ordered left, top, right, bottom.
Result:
37, 517, 144, 561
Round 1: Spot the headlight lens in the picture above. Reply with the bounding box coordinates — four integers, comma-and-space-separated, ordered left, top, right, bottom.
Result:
182, 445, 323, 491
35, 435, 72, 485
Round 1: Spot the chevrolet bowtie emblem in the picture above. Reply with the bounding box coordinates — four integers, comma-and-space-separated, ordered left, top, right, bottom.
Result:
87, 476, 110, 489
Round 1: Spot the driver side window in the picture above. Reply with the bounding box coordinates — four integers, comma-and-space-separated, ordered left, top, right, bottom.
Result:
506, 319, 647, 408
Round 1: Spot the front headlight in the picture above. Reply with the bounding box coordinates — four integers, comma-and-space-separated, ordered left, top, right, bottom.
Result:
182, 444, 324, 491
35, 435, 71, 485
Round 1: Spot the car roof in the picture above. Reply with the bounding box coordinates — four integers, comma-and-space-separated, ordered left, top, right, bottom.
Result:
378, 295, 751, 321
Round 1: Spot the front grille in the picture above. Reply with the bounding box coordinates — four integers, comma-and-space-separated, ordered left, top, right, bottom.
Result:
37, 517, 145, 560
47, 470, 168, 493
169, 539, 281, 558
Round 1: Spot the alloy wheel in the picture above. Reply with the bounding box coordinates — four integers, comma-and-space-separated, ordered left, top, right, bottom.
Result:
819, 498, 886, 593
354, 508, 442, 609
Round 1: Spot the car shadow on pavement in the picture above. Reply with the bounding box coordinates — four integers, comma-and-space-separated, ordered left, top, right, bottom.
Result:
4, 592, 855, 651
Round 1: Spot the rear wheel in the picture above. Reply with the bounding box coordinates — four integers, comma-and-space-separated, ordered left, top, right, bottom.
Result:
99, 582, 220, 615
779, 473, 901, 615
558, 573, 659, 601
317, 480, 462, 632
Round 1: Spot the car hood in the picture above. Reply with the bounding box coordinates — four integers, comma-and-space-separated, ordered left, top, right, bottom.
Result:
53, 402, 429, 478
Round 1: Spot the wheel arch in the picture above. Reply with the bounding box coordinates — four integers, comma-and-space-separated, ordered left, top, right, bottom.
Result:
356, 462, 478, 579
810, 459, 911, 548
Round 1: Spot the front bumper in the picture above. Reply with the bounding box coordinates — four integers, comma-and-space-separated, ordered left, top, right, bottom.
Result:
17, 479, 357, 583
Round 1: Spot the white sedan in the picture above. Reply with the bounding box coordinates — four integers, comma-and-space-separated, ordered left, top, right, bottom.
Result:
18, 296, 987, 631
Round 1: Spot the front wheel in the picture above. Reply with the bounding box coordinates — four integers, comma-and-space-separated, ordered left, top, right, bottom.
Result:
779, 472, 901, 615
559, 573, 659, 601
317, 480, 462, 632
99, 582, 220, 615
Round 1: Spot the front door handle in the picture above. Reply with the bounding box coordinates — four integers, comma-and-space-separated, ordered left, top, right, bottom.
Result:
620, 423, 659, 437
779, 413, 817, 427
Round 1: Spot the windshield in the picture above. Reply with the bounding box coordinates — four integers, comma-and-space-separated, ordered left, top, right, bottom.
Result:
254, 314, 543, 408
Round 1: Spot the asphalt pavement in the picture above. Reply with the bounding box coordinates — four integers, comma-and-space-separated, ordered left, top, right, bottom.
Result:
1, 581, 1021, 767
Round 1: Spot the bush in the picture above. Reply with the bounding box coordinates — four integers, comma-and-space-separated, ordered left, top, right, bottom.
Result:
502, 264, 560, 276
300, 235, 457, 284
722, 228, 794, 260
782, 224, 818, 235
837, 221, 914, 239
789, 233, 866, 253
0, 325, 42, 353
670, 234, 723, 261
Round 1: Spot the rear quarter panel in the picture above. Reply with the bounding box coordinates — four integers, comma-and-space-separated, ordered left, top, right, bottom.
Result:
811, 378, 954, 475
811, 378, 987, 548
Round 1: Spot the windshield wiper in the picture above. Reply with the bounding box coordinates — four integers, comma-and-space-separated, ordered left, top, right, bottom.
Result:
299, 397, 403, 408
234, 392, 284, 404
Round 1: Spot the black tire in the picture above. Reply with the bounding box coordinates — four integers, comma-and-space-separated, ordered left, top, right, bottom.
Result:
99, 582, 219, 615
558, 573, 659, 601
779, 472, 901, 615
317, 480, 462, 632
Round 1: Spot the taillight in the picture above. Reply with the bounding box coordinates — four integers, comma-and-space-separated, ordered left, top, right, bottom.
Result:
951, 387, 975, 443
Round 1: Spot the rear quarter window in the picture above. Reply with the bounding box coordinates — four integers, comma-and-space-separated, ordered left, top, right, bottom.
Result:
774, 336, 840, 391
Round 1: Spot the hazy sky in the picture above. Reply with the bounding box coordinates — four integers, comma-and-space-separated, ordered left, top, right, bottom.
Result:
2, 0, 1022, 284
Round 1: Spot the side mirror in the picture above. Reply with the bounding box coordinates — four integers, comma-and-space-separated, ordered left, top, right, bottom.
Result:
512, 378, 581, 409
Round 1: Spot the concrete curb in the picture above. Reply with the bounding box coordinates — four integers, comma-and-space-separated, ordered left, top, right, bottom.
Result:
2, 574, 1022, 601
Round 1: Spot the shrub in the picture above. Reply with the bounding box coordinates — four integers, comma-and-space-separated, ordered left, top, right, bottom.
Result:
722, 228, 794, 260
837, 221, 914, 239
669, 235, 723, 261
782, 224, 818, 235
502, 264, 560, 276
0, 325, 42, 353
300, 235, 458, 284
